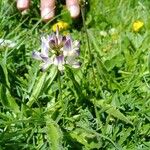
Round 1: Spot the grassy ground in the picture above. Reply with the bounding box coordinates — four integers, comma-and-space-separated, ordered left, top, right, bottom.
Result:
0, 0, 150, 149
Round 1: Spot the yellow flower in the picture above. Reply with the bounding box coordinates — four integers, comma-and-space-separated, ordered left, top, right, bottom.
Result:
132, 20, 144, 32
52, 21, 69, 32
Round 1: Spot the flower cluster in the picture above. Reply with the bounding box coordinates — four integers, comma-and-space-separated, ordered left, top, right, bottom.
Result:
32, 28, 80, 71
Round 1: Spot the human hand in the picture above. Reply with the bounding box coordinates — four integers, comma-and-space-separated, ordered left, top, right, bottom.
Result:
17, 0, 80, 21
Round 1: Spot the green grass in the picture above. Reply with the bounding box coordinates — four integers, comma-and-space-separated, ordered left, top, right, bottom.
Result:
0, 0, 150, 149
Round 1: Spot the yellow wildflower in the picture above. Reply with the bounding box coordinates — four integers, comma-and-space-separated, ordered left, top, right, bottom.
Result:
52, 21, 69, 32
132, 20, 144, 32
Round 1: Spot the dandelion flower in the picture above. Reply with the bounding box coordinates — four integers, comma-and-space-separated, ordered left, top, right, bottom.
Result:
132, 20, 144, 32
32, 28, 80, 71
52, 21, 69, 32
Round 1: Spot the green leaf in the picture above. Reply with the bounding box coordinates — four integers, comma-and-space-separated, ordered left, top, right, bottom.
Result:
118, 127, 133, 145
0, 62, 10, 88
46, 119, 63, 150
94, 100, 133, 124
96, 57, 121, 90
26, 72, 47, 107
65, 66, 83, 99
27, 66, 58, 107
0, 85, 20, 113
104, 54, 124, 71
69, 128, 102, 149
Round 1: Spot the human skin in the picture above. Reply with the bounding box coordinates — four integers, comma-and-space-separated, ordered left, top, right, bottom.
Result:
17, 0, 80, 21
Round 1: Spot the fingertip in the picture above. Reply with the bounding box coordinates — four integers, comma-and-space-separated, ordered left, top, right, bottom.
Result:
66, 0, 80, 18
41, 8, 55, 22
68, 5, 80, 18
17, 0, 30, 11
40, 0, 55, 22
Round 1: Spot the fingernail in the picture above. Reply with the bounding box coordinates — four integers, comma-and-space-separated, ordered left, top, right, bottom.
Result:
17, 0, 29, 10
41, 8, 54, 21
68, 5, 80, 18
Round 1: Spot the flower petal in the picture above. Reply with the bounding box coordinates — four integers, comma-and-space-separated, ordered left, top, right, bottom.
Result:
71, 62, 80, 68
58, 64, 64, 71
73, 40, 80, 51
41, 36, 49, 56
76, 50, 80, 56
32, 51, 42, 60
40, 60, 52, 71
53, 55, 65, 71
62, 36, 67, 43
63, 38, 72, 56
53, 55, 64, 66
73, 40, 80, 47
64, 38, 72, 50
49, 39, 55, 49
40, 54, 49, 62
66, 55, 76, 64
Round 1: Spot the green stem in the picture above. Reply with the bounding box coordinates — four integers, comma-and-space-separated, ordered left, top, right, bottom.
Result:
55, 71, 67, 123
81, 4, 102, 129
58, 71, 62, 102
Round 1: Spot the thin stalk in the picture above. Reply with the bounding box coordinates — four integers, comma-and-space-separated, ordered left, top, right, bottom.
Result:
58, 71, 62, 102
55, 71, 68, 123
81, 4, 102, 129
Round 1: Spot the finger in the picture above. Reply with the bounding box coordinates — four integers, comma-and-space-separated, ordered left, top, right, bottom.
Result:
66, 0, 80, 18
17, 0, 30, 11
41, 0, 55, 21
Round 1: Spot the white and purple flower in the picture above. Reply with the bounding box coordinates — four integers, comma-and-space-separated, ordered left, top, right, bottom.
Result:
32, 28, 80, 71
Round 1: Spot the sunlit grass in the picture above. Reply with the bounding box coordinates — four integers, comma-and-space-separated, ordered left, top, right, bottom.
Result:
0, 0, 150, 149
